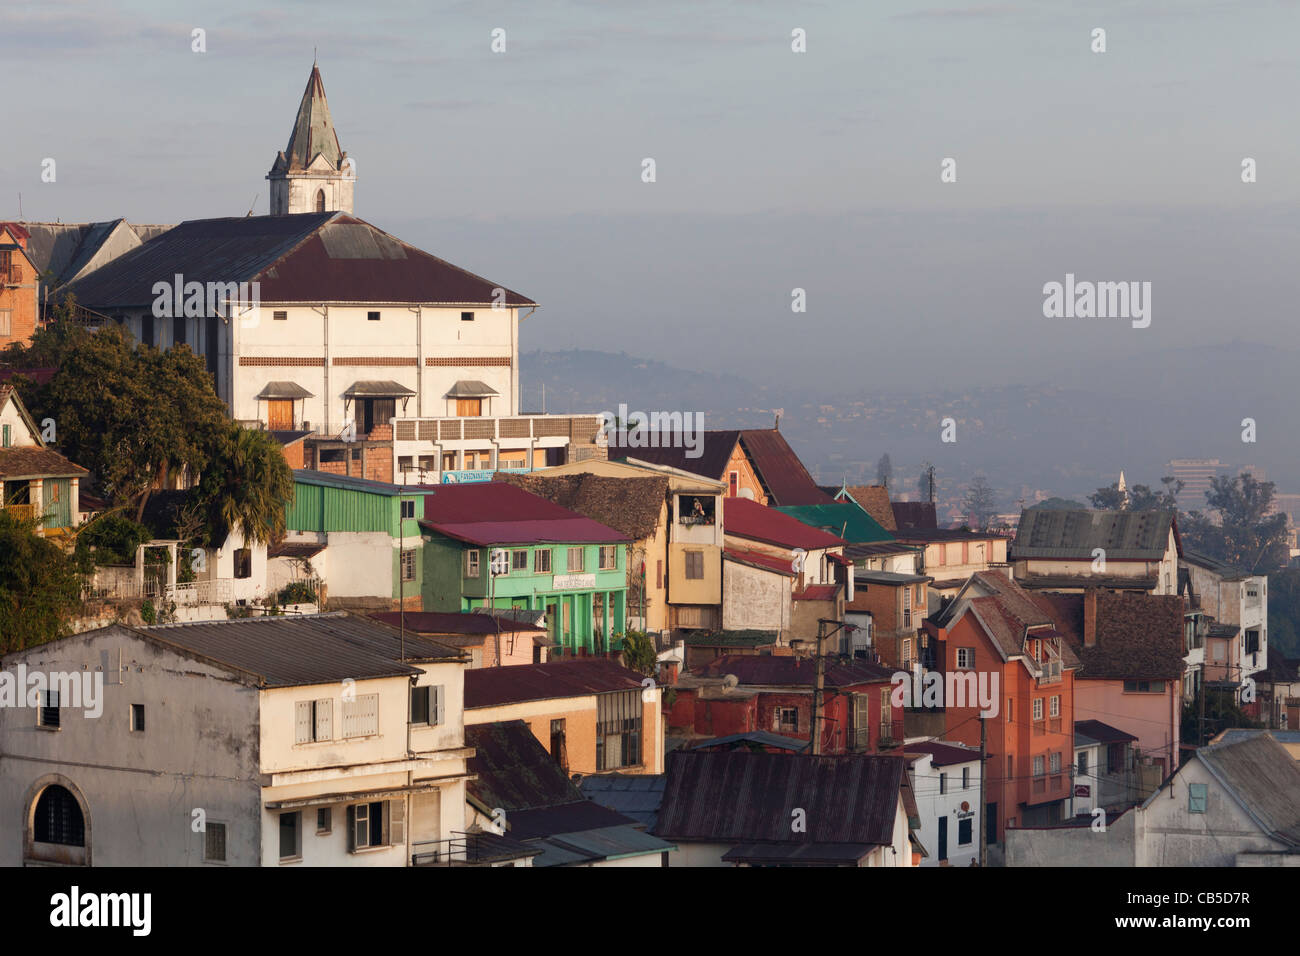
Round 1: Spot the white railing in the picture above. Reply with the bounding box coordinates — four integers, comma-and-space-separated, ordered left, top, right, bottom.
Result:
392, 414, 602, 444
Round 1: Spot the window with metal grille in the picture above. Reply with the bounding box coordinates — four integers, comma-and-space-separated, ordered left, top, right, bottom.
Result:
39, 690, 59, 728
940, 773, 947, 795
567, 547, 585, 572
273, 310, 288, 321
401, 549, 416, 582
34, 786, 84, 846
342, 694, 379, 738
685, 550, 704, 579
204, 822, 227, 862
599, 545, 617, 570
956, 647, 975, 669
596, 689, 642, 770
774, 706, 799, 733
534, 549, 551, 573
295, 699, 333, 743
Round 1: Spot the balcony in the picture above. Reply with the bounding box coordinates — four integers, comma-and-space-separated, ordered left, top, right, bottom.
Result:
879, 720, 899, 746
411, 832, 536, 867
392, 415, 601, 445
847, 728, 872, 753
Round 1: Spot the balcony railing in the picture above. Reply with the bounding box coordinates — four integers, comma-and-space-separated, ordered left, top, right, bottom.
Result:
392, 415, 602, 444
879, 720, 898, 745
411, 833, 532, 867
847, 728, 871, 753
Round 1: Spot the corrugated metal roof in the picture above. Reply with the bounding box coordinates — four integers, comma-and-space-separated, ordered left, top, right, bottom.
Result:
654, 750, 904, 846
724, 497, 848, 551
1012, 509, 1176, 561
369, 611, 545, 635
133, 612, 439, 687
609, 430, 740, 482
527, 824, 674, 866
723, 546, 796, 577
698, 654, 893, 687
294, 468, 434, 497
419, 482, 630, 546
688, 731, 809, 753
256, 381, 314, 399
61, 213, 536, 309
342, 380, 416, 397
1074, 719, 1139, 746
466, 720, 586, 810
737, 429, 834, 506
775, 501, 894, 545
444, 380, 498, 398
1195, 733, 1300, 846
464, 659, 645, 709
577, 774, 667, 829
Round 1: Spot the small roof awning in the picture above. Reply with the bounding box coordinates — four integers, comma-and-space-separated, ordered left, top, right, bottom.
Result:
445, 380, 500, 399
344, 380, 416, 398
256, 381, 314, 400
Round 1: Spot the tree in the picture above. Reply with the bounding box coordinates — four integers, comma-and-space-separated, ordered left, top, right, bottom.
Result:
1030, 497, 1086, 511
0, 510, 87, 653
1181, 473, 1288, 573
1088, 476, 1181, 511
193, 423, 295, 546
917, 461, 935, 501
876, 453, 893, 489
23, 319, 230, 520
962, 475, 998, 530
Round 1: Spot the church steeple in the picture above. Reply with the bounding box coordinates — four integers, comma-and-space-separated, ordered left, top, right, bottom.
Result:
267, 65, 354, 215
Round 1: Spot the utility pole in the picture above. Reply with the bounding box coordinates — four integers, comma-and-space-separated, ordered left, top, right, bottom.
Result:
812, 619, 826, 756
978, 716, 987, 867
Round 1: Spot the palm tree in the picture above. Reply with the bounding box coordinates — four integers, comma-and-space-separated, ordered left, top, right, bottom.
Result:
199, 424, 295, 546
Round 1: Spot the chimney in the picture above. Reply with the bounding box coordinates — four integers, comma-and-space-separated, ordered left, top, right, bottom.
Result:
1084, 588, 1098, 647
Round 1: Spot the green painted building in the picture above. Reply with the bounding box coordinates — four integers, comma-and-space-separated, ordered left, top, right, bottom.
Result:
285, 470, 435, 607
418, 483, 630, 655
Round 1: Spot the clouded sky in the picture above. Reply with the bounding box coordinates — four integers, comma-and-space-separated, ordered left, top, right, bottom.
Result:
4, 0, 1298, 390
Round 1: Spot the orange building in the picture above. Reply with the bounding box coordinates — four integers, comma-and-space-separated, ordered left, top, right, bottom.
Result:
929, 570, 1081, 845
0, 223, 40, 349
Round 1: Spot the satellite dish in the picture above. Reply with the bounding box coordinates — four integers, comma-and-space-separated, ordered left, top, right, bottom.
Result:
722, 674, 739, 689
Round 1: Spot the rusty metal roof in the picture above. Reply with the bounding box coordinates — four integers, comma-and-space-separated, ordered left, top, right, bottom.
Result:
654, 750, 905, 847
464, 658, 646, 709
279, 65, 343, 171
132, 612, 441, 687
61, 213, 536, 309
738, 429, 834, 506
1012, 508, 1176, 561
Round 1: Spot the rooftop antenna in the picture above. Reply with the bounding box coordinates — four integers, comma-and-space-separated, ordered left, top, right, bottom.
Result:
17, 193, 22, 219
245, 192, 258, 217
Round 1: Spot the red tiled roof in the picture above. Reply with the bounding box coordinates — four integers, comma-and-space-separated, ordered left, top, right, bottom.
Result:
724, 497, 847, 551
723, 546, 796, 577
738, 429, 834, 506
464, 659, 646, 708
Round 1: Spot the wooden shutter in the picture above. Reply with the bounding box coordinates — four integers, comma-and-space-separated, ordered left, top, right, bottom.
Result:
315, 699, 332, 740
433, 685, 445, 726
295, 701, 313, 743
346, 805, 357, 852
388, 799, 405, 847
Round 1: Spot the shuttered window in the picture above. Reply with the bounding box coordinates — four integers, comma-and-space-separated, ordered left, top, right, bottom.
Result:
1188, 783, 1208, 814
685, 551, 704, 580
295, 699, 333, 743
342, 694, 379, 738
411, 685, 444, 726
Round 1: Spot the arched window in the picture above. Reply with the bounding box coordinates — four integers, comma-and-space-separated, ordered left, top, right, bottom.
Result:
34, 785, 85, 846
315, 189, 326, 213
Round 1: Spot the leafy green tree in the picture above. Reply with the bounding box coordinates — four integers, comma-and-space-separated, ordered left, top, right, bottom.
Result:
1181, 473, 1288, 573
0, 510, 86, 653
1088, 476, 1181, 511
619, 630, 658, 676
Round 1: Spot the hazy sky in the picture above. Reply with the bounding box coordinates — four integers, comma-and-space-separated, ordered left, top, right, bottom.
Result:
4, 0, 1299, 391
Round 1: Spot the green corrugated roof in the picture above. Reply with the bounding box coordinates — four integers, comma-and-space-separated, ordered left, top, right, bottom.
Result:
774, 501, 894, 545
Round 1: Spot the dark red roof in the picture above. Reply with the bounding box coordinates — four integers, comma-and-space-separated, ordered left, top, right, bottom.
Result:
793, 584, 839, 601
892, 501, 938, 530
738, 430, 833, 506
62, 213, 535, 308
464, 658, 647, 708
698, 654, 892, 687
723, 546, 796, 577
724, 497, 848, 551
904, 741, 981, 767
608, 429, 740, 482
419, 483, 630, 547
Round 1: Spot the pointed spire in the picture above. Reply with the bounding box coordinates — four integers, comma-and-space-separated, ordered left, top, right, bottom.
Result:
283, 65, 343, 171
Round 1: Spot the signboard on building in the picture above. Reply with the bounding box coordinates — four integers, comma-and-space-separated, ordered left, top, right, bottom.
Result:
552, 573, 596, 590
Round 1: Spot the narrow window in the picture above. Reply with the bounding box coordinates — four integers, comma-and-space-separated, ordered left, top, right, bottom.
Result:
39, 690, 60, 728
316, 808, 332, 834
315, 189, 326, 213
279, 812, 301, 860
204, 822, 227, 862
400, 549, 417, 582
534, 549, 551, 574
130, 703, 145, 732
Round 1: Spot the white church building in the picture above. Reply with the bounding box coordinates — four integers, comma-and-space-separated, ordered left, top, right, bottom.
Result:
61, 66, 602, 485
